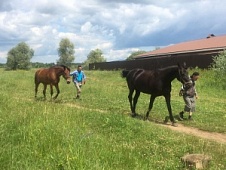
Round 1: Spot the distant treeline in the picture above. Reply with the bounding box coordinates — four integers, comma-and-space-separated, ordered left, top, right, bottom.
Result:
0, 63, 6, 68
0, 62, 83, 69
0, 62, 55, 69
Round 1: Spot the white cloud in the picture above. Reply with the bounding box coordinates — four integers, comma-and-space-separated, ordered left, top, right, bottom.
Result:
81, 22, 93, 33
0, 0, 226, 63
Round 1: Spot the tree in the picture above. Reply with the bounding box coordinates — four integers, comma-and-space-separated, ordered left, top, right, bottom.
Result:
211, 50, 226, 74
84, 49, 106, 67
6, 42, 34, 70
126, 50, 146, 60
57, 38, 75, 65
211, 50, 226, 87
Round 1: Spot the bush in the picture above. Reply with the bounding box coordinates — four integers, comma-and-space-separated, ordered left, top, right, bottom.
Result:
211, 50, 226, 89
6, 42, 34, 70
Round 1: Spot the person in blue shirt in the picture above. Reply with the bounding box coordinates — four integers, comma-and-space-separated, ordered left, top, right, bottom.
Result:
70, 65, 86, 99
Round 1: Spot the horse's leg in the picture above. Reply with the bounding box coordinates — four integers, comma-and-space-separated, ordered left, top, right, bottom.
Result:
128, 89, 134, 116
164, 94, 177, 126
132, 90, 140, 117
53, 84, 60, 99
50, 84, 53, 98
145, 95, 156, 120
35, 83, 40, 97
43, 84, 47, 98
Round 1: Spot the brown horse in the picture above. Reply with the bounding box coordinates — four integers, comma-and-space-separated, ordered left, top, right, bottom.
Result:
35, 65, 71, 99
122, 63, 191, 126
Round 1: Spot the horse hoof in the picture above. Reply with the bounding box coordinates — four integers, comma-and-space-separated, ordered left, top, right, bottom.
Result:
131, 113, 137, 117
172, 122, 178, 127
164, 116, 169, 124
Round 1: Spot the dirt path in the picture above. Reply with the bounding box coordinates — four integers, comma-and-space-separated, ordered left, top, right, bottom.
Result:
159, 122, 226, 144
66, 102, 226, 144
64, 102, 226, 144
28, 98, 226, 145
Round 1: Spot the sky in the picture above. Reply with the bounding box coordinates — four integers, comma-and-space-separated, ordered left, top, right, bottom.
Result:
0, 0, 226, 64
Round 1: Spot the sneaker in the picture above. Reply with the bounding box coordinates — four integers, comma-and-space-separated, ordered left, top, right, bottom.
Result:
188, 115, 193, 121
179, 111, 184, 120
74, 95, 80, 99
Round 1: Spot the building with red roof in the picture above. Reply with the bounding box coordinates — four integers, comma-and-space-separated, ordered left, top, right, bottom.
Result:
135, 34, 226, 59
89, 34, 226, 70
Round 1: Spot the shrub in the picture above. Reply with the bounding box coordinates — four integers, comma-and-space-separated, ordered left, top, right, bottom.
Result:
210, 50, 226, 89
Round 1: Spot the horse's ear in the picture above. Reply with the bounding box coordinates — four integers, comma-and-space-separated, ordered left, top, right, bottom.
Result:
177, 63, 182, 69
178, 62, 187, 69
61, 65, 66, 70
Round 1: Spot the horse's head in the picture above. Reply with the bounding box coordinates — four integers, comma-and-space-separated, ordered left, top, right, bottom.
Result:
177, 63, 191, 86
61, 65, 71, 84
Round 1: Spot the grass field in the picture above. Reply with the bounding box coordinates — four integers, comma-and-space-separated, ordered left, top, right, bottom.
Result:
0, 68, 226, 169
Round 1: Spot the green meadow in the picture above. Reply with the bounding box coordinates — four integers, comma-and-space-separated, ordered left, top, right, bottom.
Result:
0, 68, 226, 169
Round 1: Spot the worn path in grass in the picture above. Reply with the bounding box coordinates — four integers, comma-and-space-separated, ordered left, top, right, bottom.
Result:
24, 97, 226, 145
160, 122, 226, 144
66, 102, 226, 144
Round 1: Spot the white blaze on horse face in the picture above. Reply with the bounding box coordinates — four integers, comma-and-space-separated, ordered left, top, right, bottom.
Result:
64, 69, 71, 84
66, 77, 71, 84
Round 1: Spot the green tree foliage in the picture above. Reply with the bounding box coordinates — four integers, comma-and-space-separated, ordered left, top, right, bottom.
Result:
57, 38, 75, 65
6, 42, 34, 70
31, 62, 55, 68
211, 50, 226, 88
126, 50, 146, 60
84, 49, 106, 67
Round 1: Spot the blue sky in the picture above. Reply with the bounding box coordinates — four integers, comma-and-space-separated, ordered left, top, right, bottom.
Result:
0, 0, 226, 63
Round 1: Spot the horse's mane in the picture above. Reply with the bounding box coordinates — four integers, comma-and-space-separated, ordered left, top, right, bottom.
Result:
50, 65, 70, 71
158, 65, 177, 71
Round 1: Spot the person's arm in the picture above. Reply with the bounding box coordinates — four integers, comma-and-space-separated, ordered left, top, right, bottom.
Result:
82, 71, 86, 84
194, 84, 198, 99
70, 71, 75, 76
70, 71, 77, 83
179, 85, 184, 96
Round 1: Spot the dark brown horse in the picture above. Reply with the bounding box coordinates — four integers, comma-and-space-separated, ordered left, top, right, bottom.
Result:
35, 65, 71, 99
122, 63, 191, 126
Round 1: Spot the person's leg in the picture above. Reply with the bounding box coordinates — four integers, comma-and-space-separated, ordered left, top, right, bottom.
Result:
188, 97, 196, 120
180, 96, 192, 120
188, 112, 193, 120
77, 83, 82, 98
74, 82, 81, 98
179, 111, 184, 120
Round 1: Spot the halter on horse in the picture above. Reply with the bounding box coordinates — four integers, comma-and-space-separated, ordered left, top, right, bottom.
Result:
122, 63, 191, 126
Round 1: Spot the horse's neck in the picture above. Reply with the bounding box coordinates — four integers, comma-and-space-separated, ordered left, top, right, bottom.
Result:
54, 67, 64, 76
163, 67, 178, 82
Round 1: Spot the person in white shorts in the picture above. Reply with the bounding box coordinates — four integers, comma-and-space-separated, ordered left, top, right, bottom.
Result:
70, 65, 86, 99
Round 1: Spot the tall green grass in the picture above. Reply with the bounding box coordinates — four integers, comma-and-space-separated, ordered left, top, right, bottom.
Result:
0, 68, 226, 169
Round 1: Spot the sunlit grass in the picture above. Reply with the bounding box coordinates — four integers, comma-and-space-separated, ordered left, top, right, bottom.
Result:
0, 68, 226, 169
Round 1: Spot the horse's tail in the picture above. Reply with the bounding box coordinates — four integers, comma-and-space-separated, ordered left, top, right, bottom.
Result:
34, 70, 39, 84
121, 70, 130, 78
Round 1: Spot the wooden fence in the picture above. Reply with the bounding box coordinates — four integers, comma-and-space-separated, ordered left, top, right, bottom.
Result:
89, 52, 216, 70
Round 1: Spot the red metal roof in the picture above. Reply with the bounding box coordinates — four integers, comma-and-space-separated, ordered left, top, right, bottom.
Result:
136, 34, 226, 58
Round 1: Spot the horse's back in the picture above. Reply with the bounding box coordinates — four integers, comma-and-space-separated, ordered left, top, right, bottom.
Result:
127, 69, 156, 81
125, 68, 161, 93
35, 68, 51, 84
